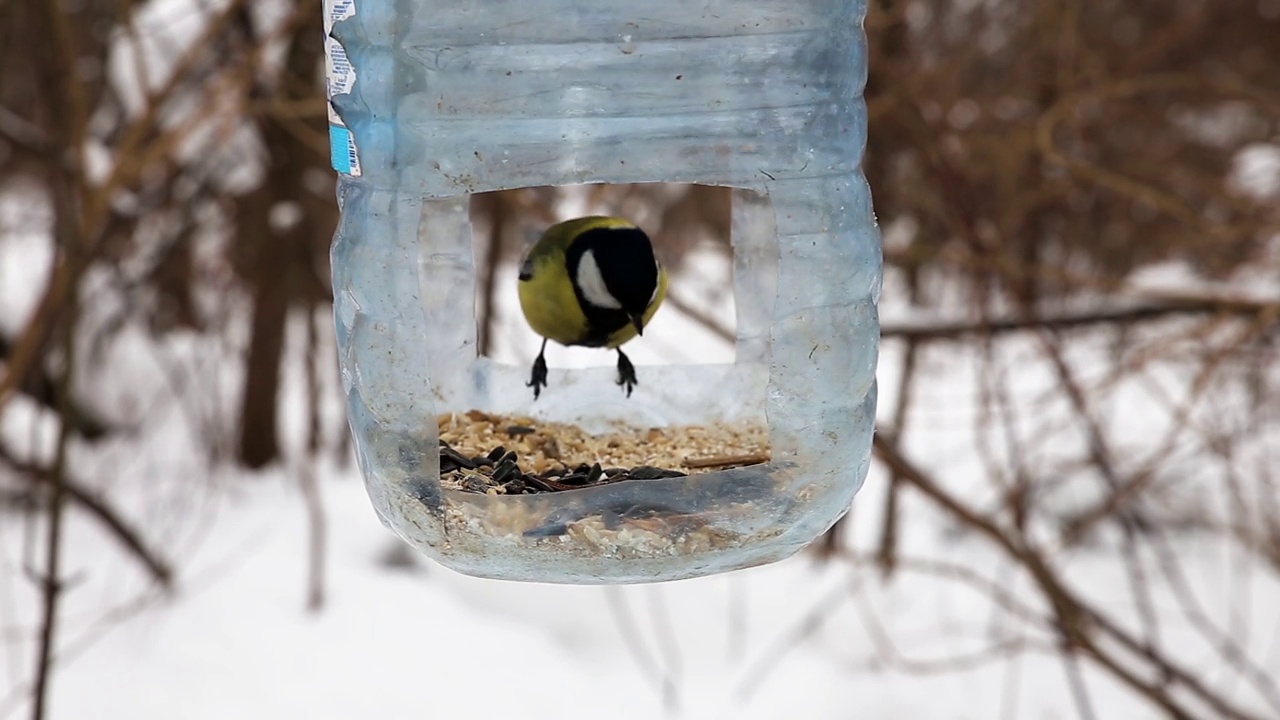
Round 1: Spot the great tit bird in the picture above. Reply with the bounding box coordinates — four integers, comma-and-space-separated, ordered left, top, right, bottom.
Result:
517, 216, 668, 400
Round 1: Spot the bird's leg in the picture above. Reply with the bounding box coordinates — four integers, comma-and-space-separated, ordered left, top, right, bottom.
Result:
615, 349, 638, 398
527, 338, 549, 400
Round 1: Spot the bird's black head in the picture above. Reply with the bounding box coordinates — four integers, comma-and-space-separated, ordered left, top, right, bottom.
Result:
567, 226, 660, 321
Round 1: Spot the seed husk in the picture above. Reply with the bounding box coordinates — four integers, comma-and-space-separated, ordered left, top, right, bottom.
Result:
436, 412, 770, 497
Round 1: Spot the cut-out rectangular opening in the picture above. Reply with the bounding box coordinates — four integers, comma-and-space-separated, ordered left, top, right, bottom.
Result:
469, 182, 737, 372
430, 183, 776, 544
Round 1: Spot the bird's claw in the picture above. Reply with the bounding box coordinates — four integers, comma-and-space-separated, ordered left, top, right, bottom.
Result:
616, 351, 637, 398
527, 352, 549, 400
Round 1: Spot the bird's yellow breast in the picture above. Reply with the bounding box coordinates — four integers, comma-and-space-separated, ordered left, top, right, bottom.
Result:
517, 250, 591, 345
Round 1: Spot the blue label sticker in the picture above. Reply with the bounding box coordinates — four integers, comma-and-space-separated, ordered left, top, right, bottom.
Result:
329, 124, 360, 175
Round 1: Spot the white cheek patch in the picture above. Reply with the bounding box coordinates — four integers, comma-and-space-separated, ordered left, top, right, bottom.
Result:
576, 249, 623, 309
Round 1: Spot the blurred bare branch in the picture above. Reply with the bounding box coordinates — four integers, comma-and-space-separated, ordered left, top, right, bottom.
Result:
881, 296, 1280, 342
872, 429, 1275, 720
0, 445, 174, 588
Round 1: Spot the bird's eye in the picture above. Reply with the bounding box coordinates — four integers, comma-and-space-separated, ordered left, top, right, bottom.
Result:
518, 258, 533, 281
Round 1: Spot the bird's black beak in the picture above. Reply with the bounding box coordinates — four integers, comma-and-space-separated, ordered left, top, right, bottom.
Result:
629, 312, 645, 336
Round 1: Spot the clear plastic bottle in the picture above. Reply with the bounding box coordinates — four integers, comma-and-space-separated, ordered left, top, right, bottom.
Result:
326, 0, 880, 583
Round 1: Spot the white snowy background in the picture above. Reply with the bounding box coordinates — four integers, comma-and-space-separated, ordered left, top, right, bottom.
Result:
2, 0, 1280, 718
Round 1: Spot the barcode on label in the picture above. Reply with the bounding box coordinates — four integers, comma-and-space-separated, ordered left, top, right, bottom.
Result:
329, 124, 362, 176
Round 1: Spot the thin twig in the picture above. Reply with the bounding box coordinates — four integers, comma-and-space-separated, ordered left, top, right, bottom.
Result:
681, 452, 770, 470
0, 447, 174, 587
645, 585, 683, 715
476, 192, 509, 358
1037, 330, 1149, 533
28, 353, 73, 720
873, 337, 920, 573
1059, 642, 1100, 720
29, 1, 86, 711
873, 430, 1267, 720
726, 574, 746, 662
881, 298, 1278, 343
664, 290, 735, 343
603, 587, 665, 700
301, 307, 327, 612
1148, 527, 1280, 714
735, 573, 865, 701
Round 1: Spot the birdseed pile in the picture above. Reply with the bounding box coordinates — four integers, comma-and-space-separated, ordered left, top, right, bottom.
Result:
430, 410, 775, 560
436, 410, 770, 495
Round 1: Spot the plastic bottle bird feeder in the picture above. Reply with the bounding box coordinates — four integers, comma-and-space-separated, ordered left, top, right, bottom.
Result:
326, 0, 881, 583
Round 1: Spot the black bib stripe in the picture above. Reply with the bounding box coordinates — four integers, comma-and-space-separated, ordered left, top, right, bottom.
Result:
564, 226, 659, 346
